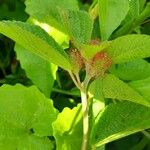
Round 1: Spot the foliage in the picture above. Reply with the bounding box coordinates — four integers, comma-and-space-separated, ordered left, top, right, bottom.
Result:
0, 0, 150, 150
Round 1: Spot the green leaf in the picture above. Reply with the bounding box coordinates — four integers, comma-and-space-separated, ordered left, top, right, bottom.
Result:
109, 59, 150, 81
96, 145, 105, 150
15, 44, 57, 97
98, 0, 129, 40
0, 84, 58, 149
78, 41, 111, 59
52, 104, 83, 150
139, 0, 146, 12
134, 2, 150, 28
90, 101, 150, 147
26, 0, 93, 44
0, 135, 53, 150
129, 0, 140, 18
108, 34, 150, 64
25, 0, 79, 32
89, 78, 105, 117
60, 10, 93, 44
129, 77, 150, 101
103, 74, 150, 107
17, 135, 53, 150
112, 3, 150, 38
0, 20, 71, 70
123, 0, 140, 23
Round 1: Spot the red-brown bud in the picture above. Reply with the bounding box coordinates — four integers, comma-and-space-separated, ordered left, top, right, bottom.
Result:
69, 49, 84, 74
89, 39, 101, 45
86, 51, 112, 79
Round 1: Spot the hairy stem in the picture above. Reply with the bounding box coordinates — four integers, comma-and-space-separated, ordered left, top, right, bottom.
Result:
68, 71, 81, 89
81, 89, 89, 150
52, 88, 80, 97
69, 71, 91, 150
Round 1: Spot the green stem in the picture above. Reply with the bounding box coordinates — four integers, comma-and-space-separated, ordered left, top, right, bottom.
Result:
141, 130, 150, 139
52, 88, 80, 97
68, 71, 91, 150
81, 89, 89, 150
69, 71, 81, 90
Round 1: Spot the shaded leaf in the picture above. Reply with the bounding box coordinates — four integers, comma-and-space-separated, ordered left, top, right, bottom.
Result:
0, 1, 28, 21
112, 2, 150, 38
109, 59, 150, 81
98, 0, 129, 40
15, 44, 57, 97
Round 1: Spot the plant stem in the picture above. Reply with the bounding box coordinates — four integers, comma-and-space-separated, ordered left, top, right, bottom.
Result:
69, 71, 81, 89
68, 71, 91, 150
81, 89, 89, 150
141, 130, 150, 139
52, 88, 80, 97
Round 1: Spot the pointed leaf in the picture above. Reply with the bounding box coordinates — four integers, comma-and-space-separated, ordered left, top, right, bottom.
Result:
0, 21, 71, 70
60, 10, 93, 44
103, 74, 150, 107
90, 101, 150, 147
98, 0, 129, 40
108, 34, 150, 64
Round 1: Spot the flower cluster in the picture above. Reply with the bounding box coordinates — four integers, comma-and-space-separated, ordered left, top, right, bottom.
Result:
69, 41, 112, 80
85, 51, 112, 79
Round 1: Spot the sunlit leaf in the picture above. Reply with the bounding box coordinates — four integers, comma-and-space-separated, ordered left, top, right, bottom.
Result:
0, 21, 71, 70
52, 104, 83, 150
0, 84, 58, 149
108, 34, 150, 64
25, 0, 79, 32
